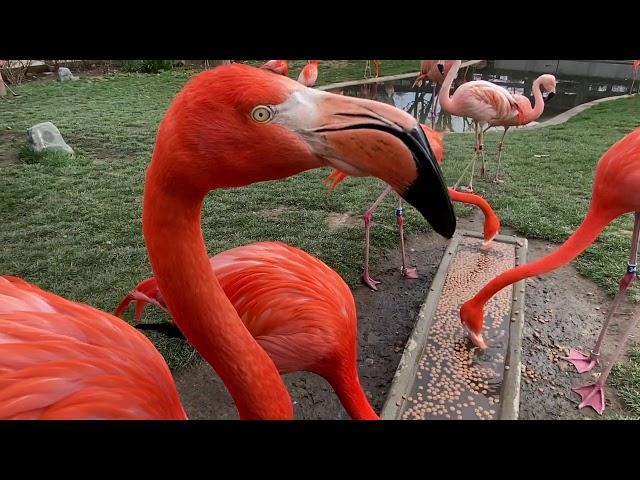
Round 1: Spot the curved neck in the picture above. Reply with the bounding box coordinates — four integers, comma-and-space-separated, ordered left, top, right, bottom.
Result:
438, 60, 462, 114
470, 206, 614, 307
529, 77, 546, 121
143, 168, 293, 420
448, 188, 493, 220
326, 365, 379, 420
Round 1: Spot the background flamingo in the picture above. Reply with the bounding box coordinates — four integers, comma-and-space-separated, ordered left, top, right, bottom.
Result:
490, 74, 557, 182
0, 64, 455, 420
115, 242, 378, 419
325, 125, 500, 290
364, 60, 381, 78
298, 60, 319, 87
439, 60, 521, 191
459, 128, 640, 415
261, 60, 289, 77
413, 60, 455, 127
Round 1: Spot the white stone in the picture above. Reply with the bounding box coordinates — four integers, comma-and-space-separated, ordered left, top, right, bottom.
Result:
27, 122, 74, 155
58, 67, 78, 81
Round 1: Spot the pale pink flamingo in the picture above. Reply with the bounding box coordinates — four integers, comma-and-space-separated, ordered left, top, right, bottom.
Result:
413, 60, 456, 127
297, 60, 319, 87
490, 74, 557, 182
439, 60, 522, 192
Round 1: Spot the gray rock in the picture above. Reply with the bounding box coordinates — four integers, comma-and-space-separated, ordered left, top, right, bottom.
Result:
58, 67, 78, 81
27, 122, 74, 155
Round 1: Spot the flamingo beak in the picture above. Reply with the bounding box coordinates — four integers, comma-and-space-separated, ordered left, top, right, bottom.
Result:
544, 92, 555, 103
437, 62, 445, 75
277, 88, 456, 238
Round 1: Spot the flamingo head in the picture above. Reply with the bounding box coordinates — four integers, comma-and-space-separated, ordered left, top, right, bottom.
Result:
482, 212, 501, 248
459, 300, 487, 349
151, 64, 456, 238
540, 74, 557, 102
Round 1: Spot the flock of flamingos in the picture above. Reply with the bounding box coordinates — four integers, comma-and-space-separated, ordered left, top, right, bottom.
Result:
1, 59, 639, 419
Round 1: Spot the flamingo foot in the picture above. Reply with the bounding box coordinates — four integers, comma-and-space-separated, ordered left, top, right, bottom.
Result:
493, 177, 505, 184
456, 185, 474, 193
362, 272, 381, 291
574, 383, 606, 415
402, 267, 418, 279
561, 348, 598, 373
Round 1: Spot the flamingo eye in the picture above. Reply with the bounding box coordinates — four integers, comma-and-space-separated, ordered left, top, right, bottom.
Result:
251, 105, 274, 123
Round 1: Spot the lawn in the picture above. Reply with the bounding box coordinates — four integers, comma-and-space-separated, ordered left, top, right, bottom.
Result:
1, 61, 640, 414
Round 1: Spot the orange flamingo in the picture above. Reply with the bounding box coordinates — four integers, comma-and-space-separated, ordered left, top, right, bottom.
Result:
459, 128, 640, 414
115, 242, 378, 419
490, 74, 557, 182
364, 60, 381, 79
297, 60, 319, 87
413, 60, 455, 127
260, 60, 289, 77
325, 125, 500, 290
439, 59, 522, 192
0, 64, 455, 419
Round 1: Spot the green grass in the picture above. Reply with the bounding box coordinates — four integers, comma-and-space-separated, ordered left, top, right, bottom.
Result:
613, 347, 640, 418
1, 63, 640, 412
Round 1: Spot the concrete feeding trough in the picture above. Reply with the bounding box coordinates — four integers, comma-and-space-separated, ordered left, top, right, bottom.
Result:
381, 230, 527, 420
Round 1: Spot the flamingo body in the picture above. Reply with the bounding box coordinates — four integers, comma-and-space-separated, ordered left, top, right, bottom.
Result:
115, 242, 378, 419
0, 276, 186, 420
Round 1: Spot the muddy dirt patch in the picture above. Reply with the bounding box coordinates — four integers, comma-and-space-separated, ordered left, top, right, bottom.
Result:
0, 129, 22, 167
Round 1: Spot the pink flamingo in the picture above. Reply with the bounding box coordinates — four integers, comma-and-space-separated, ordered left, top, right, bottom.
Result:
439, 60, 522, 192
297, 60, 319, 87
261, 60, 289, 77
490, 74, 557, 182
325, 125, 500, 290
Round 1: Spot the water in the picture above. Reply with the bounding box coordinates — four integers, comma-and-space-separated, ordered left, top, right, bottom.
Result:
332, 63, 635, 132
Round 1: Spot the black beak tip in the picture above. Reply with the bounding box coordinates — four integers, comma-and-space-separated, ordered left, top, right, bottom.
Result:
437, 63, 444, 75
544, 92, 555, 103
402, 126, 457, 239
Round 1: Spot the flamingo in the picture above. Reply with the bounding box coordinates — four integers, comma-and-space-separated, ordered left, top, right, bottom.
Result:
490, 74, 557, 182
261, 60, 289, 77
325, 125, 500, 290
297, 60, 319, 87
0, 64, 455, 419
630, 60, 640, 94
459, 128, 640, 415
413, 60, 455, 127
364, 60, 381, 79
115, 242, 378, 419
439, 59, 522, 192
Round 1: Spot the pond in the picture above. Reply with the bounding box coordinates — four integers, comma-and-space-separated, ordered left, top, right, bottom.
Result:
329, 61, 635, 132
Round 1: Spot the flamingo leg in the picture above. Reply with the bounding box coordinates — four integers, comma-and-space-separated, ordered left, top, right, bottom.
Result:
396, 196, 418, 279
563, 213, 640, 374
362, 185, 393, 291
574, 300, 640, 415
494, 127, 509, 183
431, 84, 442, 129
479, 125, 488, 177
454, 121, 480, 193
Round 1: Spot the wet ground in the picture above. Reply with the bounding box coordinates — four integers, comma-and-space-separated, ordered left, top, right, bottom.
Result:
173, 211, 635, 419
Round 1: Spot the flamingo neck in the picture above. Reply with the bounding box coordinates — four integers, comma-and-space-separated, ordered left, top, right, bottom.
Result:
528, 77, 546, 122
469, 206, 614, 308
438, 60, 462, 115
448, 189, 492, 219
326, 365, 379, 420
143, 171, 293, 420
